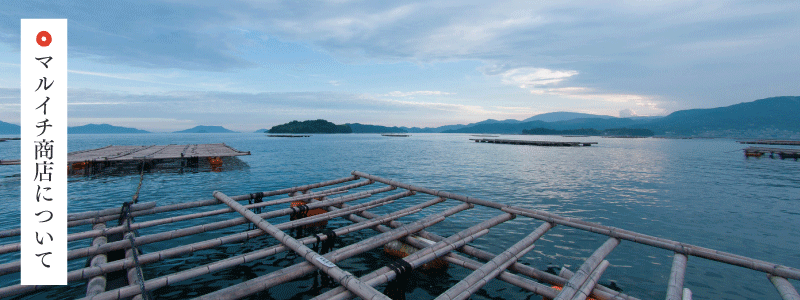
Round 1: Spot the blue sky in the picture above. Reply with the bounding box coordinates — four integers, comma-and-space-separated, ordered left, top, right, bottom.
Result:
1, 1, 798, 132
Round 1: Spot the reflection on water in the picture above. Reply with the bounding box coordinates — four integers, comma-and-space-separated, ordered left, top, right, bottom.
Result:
0, 133, 798, 299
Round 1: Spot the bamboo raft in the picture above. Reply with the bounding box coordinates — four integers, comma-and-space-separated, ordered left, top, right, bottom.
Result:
744, 147, 800, 160
267, 135, 311, 138
0, 159, 21, 166
0, 137, 20, 142
738, 140, 800, 146
1, 171, 798, 299
471, 138, 598, 147
381, 134, 410, 137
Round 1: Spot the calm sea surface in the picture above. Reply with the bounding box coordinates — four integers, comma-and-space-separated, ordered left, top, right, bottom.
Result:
0, 133, 798, 299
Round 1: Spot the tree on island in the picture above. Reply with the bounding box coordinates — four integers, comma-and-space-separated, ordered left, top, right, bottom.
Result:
268, 119, 352, 133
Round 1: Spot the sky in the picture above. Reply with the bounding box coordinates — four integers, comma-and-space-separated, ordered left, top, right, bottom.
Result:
1, 1, 798, 132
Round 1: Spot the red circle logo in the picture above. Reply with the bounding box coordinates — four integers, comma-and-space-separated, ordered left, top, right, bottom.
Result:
36, 31, 52, 47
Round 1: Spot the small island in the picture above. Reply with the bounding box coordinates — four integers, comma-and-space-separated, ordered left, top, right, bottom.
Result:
268, 119, 352, 134
175, 125, 237, 133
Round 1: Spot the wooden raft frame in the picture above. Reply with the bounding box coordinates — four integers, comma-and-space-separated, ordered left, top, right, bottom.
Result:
0, 171, 798, 300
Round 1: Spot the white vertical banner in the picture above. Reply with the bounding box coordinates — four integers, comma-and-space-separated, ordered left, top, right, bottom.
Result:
20, 19, 67, 285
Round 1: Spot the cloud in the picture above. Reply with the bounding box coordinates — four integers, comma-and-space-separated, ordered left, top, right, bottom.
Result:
385, 90, 453, 97
1, 1, 798, 113
499, 68, 578, 89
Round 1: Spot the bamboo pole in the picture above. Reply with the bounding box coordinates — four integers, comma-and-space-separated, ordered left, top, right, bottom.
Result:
0, 190, 418, 298
554, 237, 620, 300
768, 275, 800, 300
67, 178, 373, 228
682, 288, 692, 300
351, 171, 800, 281
320, 202, 562, 300
0, 190, 348, 256
194, 202, 473, 300
441, 249, 561, 298
0, 176, 364, 240
557, 267, 631, 300
318, 228, 491, 300
666, 253, 688, 300
0, 186, 390, 276
122, 217, 144, 300
572, 260, 611, 300
323, 195, 639, 300
436, 222, 552, 300
0, 202, 155, 239
214, 190, 398, 300
76, 196, 445, 300
317, 213, 517, 300
85, 223, 108, 298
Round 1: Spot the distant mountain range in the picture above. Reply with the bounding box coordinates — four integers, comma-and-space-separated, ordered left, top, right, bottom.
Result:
436, 96, 800, 137
0, 120, 20, 135
346, 123, 407, 133
0, 96, 798, 138
174, 125, 237, 133
70, 124, 150, 134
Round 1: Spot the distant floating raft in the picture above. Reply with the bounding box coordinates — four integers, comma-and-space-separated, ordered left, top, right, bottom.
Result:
381, 134, 410, 137
63, 143, 250, 174
744, 147, 800, 160
0, 171, 796, 299
68, 143, 249, 162
738, 140, 800, 146
471, 138, 597, 147
267, 134, 310, 138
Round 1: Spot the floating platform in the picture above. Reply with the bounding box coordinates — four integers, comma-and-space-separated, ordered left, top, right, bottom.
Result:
0, 143, 250, 170
471, 138, 598, 146
67, 143, 249, 163
738, 140, 800, 146
381, 134, 409, 137
2, 171, 796, 299
744, 147, 800, 160
267, 134, 310, 137
0, 137, 20, 142
471, 134, 500, 137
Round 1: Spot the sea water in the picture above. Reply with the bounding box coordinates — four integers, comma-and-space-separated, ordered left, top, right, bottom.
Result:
0, 133, 798, 299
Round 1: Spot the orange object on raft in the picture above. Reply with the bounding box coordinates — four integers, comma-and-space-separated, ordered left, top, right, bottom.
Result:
383, 237, 449, 270
207, 156, 223, 166
548, 285, 598, 300
71, 161, 89, 170
745, 152, 764, 157
289, 200, 329, 227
